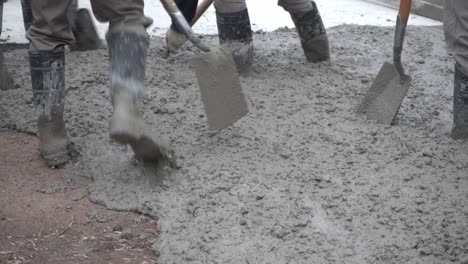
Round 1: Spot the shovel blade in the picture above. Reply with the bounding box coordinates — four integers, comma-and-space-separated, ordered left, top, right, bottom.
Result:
194, 46, 248, 131
357, 62, 411, 125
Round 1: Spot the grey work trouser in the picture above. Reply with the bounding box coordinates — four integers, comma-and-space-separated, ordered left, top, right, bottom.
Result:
26, 0, 153, 51
444, 0, 468, 74
214, 0, 312, 13
21, 0, 78, 33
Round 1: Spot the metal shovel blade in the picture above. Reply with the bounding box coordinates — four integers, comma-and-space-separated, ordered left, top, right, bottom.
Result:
357, 62, 411, 125
194, 46, 248, 131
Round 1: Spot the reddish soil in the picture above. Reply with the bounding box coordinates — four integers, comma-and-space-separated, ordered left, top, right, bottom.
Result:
0, 131, 158, 264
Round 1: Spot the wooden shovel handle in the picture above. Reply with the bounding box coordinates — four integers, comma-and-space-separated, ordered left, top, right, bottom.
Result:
399, 0, 412, 25
0, 1, 3, 35
191, 0, 214, 26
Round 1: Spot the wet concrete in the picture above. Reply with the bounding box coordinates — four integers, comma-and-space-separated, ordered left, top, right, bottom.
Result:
1, 25, 467, 263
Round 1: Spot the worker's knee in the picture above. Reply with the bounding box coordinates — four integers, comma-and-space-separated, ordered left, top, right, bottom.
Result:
277, 0, 313, 13
90, 0, 152, 34
214, 0, 247, 13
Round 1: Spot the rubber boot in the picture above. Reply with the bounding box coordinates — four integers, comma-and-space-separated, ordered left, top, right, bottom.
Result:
290, 1, 330, 62
107, 32, 175, 163
29, 51, 70, 166
0, 49, 14, 91
216, 9, 254, 70
452, 63, 468, 139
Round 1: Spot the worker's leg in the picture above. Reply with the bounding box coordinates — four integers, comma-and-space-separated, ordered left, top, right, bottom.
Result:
90, 0, 152, 36
26, 0, 73, 166
444, 0, 468, 139
20, 0, 33, 31
27, 0, 74, 51
0, 49, 14, 91
90, 0, 174, 162
278, 0, 329, 62
214, 0, 253, 69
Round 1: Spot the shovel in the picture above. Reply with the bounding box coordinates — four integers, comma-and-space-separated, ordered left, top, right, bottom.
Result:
160, 0, 248, 131
191, 0, 214, 25
357, 0, 412, 125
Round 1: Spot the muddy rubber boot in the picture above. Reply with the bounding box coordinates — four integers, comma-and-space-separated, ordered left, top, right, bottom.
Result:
452, 63, 468, 140
0, 50, 14, 91
107, 32, 175, 164
216, 9, 254, 70
290, 1, 330, 62
29, 51, 70, 166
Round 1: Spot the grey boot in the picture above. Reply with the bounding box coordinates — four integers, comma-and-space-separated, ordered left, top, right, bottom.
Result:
452, 63, 468, 139
216, 9, 254, 70
107, 32, 174, 163
0, 49, 14, 91
29, 50, 70, 166
290, 1, 330, 62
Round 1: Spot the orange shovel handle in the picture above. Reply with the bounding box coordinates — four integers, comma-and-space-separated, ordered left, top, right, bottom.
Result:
399, 0, 412, 25
191, 0, 214, 26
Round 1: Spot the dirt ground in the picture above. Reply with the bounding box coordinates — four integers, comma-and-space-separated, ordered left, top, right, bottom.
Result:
0, 132, 158, 264
1, 25, 467, 263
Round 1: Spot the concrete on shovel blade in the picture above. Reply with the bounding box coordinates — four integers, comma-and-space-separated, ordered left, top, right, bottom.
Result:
194, 46, 248, 131
357, 61, 411, 125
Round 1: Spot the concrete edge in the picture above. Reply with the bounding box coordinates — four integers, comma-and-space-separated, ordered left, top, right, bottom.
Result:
363, 0, 443, 22
0, 42, 29, 51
